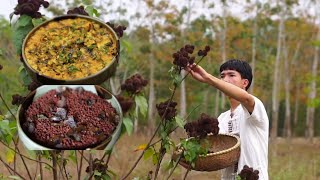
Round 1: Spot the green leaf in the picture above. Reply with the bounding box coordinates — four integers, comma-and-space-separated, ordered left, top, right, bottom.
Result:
9, 13, 14, 24
94, 170, 102, 176
172, 74, 182, 86
68, 150, 77, 164
8, 176, 23, 180
0, 49, 3, 56
19, 66, 32, 86
101, 174, 111, 180
143, 147, 155, 160
152, 153, 159, 165
121, 39, 133, 53
134, 95, 148, 118
0, 120, 12, 136
175, 116, 185, 128
123, 117, 133, 135
6, 149, 15, 163
311, 41, 320, 47
163, 160, 174, 172
106, 169, 117, 178
32, 18, 45, 27
16, 15, 33, 27
13, 16, 34, 54
85, 5, 100, 17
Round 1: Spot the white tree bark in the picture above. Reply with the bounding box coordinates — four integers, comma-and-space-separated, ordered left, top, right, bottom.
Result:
250, 0, 259, 94
271, 2, 285, 139
283, 43, 291, 137
306, 28, 320, 140
147, 52, 155, 131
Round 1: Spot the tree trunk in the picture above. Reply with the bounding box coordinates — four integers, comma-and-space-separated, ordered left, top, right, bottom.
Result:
148, 53, 156, 132
250, 0, 258, 94
179, 0, 193, 118
220, 2, 227, 110
271, 5, 285, 139
293, 82, 300, 135
283, 39, 291, 138
306, 28, 320, 140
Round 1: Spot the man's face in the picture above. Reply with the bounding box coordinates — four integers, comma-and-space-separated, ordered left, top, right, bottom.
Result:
220, 69, 248, 90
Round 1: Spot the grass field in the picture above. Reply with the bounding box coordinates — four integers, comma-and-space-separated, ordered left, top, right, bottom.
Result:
0, 133, 319, 180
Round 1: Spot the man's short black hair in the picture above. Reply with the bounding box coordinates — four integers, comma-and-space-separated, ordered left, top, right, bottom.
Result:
219, 59, 253, 90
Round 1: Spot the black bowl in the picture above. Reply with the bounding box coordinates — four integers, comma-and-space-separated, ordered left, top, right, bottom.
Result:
21, 14, 120, 85
17, 85, 123, 150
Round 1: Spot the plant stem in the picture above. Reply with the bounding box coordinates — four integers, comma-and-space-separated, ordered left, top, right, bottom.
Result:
78, 151, 84, 180
180, 56, 205, 83
39, 153, 43, 180
51, 151, 58, 180
0, 156, 26, 180
0, 93, 33, 179
75, 151, 79, 179
0, 93, 16, 121
166, 153, 183, 180
14, 141, 33, 180
88, 153, 94, 178
183, 168, 191, 180
0, 139, 53, 168
33, 158, 39, 180
122, 85, 178, 179
154, 148, 166, 180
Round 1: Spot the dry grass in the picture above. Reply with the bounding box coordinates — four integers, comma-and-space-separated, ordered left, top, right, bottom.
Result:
0, 134, 319, 180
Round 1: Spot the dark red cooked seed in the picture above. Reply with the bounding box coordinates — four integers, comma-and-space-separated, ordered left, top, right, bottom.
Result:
24, 88, 118, 149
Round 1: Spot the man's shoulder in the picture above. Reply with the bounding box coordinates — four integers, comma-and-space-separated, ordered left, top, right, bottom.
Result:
218, 110, 230, 121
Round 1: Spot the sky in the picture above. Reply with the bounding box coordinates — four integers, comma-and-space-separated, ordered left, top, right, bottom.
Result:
0, 0, 317, 24
0, 0, 16, 20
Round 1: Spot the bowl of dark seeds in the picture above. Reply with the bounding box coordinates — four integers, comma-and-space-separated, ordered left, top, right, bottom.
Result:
17, 85, 123, 150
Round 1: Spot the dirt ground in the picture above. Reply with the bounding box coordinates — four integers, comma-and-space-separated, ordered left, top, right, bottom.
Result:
0, 133, 319, 180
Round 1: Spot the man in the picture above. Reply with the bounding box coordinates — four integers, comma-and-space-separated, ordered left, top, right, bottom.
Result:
186, 59, 269, 180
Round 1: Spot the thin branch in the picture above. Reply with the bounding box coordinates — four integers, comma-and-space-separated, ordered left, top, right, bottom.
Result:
154, 146, 166, 180
75, 151, 79, 179
166, 153, 183, 180
180, 56, 205, 83
51, 151, 58, 180
0, 93, 32, 179
13, 140, 33, 180
0, 140, 53, 168
87, 153, 94, 180
61, 151, 69, 180
122, 86, 178, 179
79, 150, 89, 163
33, 157, 39, 180
0, 156, 26, 180
78, 151, 84, 180
0, 93, 16, 121
183, 168, 191, 180
39, 154, 43, 180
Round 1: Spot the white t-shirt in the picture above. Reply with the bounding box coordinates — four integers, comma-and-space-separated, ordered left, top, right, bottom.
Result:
218, 95, 269, 180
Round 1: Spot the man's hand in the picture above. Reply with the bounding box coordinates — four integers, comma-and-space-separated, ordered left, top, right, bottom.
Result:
186, 64, 210, 83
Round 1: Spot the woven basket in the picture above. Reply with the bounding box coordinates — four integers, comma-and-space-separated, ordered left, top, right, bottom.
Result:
172, 133, 240, 171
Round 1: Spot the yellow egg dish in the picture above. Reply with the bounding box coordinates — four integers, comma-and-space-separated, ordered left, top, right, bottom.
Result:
24, 17, 117, 80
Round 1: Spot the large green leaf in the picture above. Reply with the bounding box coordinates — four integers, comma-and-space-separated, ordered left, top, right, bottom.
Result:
13, 15, 34, 54
143, 147, 155, 160
134, 95, 148, 118
175, 115, 185, 128
18, 66, 32, 86
123, 117, 133, 135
